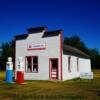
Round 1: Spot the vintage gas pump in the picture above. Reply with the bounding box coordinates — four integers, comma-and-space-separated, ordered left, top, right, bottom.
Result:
16, 57, 24, 84
6, 57, 13, 83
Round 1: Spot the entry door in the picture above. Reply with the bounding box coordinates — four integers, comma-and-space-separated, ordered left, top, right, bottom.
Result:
49, 58, 58, 80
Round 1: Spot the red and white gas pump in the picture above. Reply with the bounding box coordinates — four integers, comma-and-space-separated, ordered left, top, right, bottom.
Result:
16, 57, 24, 84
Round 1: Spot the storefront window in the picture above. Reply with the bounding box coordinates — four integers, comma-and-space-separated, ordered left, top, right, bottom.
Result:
26, 56, 38, 72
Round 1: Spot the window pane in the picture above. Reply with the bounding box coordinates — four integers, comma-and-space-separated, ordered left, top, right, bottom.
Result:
33, 56, 38, 72
27, 57, 32, 72
33, 57, 38, 64
51, 59, 58, 69
33, 65, 38, 72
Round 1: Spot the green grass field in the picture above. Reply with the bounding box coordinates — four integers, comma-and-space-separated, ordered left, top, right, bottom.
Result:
0, 70, 100, 100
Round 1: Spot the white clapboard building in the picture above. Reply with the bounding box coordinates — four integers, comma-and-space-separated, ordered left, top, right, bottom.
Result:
15, 26, 91, 80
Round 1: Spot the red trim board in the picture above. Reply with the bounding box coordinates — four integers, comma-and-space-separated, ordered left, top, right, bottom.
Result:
27, 48, 46, 51
60, 32, 63, 80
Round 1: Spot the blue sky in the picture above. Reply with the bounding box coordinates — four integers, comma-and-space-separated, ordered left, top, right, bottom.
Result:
0, 0, 100, 51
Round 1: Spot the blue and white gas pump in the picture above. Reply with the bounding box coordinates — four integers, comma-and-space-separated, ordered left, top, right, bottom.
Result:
6, 57, 13, 83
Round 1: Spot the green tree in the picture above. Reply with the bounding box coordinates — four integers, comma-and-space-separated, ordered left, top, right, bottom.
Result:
88, 48, 100, 69
0, 40, 14, 70
64, 35, 100, 69
64, 35, 88, 53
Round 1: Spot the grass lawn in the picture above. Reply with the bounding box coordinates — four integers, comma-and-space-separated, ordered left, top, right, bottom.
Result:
0, 70, 100, 100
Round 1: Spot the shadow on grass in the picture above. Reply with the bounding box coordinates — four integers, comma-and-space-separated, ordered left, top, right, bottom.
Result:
10, 94, 85, 100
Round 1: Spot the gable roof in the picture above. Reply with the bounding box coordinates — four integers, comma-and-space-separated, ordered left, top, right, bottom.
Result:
63, 44, 90, 58
15, 34, 28, 40
15, 26, 47, 40
27, 26, 47, 33
15, 26, 62, 40
42, 30, 62, 38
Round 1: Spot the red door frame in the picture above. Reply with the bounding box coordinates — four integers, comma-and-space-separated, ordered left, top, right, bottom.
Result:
49, 58, 59, 80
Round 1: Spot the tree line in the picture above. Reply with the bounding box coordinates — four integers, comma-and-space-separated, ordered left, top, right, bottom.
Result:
64, 35, 100, 69
0, 35, 100, 70
0, 40, 14, 70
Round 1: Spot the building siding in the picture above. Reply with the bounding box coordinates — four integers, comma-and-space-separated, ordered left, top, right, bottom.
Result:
15, 31, 61, 80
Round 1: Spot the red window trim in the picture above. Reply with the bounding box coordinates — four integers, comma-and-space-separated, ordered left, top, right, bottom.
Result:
60, 32, 63, 80
25, 56, 38, 73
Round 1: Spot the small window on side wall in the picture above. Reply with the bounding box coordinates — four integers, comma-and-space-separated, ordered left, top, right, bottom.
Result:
77, 57, 79, 72
68, 56, 71, 72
